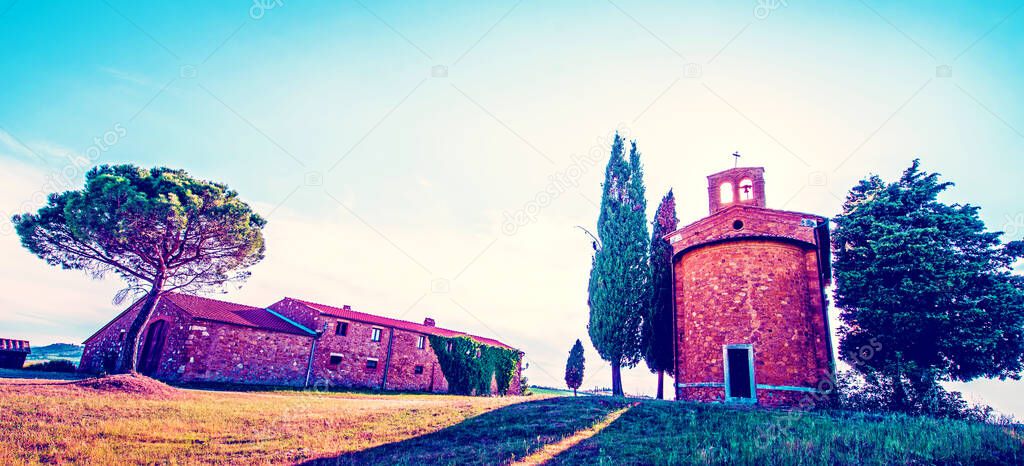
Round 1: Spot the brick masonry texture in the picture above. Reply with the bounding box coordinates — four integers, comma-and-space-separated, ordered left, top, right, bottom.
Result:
269, 298, 522, 394
707, 167, 767, 213
79, 299, 312, 387
669, 167, 833, 408
81, 295, 521, 395
675, 386, 811, 408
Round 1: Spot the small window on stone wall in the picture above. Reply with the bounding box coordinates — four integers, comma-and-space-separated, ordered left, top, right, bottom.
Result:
417, 335, 425, 349
371, 328, 382, 342
366, 358, 378, 369
720, 182, 734, 204
414, 365, 424, 374
336, 321, 349, 336
329, 353, 343, 365
739, 178, 754, 201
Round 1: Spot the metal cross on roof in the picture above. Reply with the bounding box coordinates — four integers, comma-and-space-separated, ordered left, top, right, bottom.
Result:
732, 151, 741, 168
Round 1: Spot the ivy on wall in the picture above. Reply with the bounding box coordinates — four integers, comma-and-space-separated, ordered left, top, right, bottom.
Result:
427, 335, 521, 396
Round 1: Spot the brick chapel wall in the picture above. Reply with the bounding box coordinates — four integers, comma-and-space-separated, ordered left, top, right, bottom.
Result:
79, 299, 192, 375
175, 321, 312, 387
674, 240, 830, 402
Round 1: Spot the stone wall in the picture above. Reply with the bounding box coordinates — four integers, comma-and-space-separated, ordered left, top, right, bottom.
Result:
82, 296, 520, 394
79, 299, 190, 375
80, 299, 312, 387
269, 298, 522, 394
175, 320, 312, 387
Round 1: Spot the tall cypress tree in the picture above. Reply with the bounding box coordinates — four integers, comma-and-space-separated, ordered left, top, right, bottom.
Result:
643, 189, 678, 399
565, 339, 586, 396
588, 134, 650, 397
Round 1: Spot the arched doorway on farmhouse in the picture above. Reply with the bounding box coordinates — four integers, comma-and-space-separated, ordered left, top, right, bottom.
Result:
138, 320, 168, 376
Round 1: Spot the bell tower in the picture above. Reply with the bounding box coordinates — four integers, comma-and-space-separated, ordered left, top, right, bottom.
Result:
667, 163, 834, 408
706, 167, 766, 214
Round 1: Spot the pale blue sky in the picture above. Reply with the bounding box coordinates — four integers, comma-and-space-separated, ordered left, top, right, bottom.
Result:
1, 1, 1022, 414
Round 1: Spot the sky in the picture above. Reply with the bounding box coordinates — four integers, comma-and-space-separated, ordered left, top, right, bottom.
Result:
1, 0, 1022, 416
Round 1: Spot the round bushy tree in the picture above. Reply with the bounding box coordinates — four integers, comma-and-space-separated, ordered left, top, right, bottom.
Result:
832, 160, 1024, 413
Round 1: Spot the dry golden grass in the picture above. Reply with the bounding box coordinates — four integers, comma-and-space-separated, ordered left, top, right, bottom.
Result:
3, 377, 1020, 465
0, 379, 526, 465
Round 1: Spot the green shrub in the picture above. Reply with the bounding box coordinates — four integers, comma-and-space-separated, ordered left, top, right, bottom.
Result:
25, 360, 78, 373
838, 369, 994, 422
428, 335, 522, 396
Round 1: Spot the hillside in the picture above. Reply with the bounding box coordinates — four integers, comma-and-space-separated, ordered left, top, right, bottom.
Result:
24, 343, 83, 362
0, 377, 1019, 465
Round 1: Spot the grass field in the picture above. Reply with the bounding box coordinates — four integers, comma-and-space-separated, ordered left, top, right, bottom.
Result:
1, 376, 1021, 465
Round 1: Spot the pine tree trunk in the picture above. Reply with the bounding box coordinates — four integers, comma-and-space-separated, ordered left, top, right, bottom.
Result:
656, 369, 664, 400
118, 282, 163, 374
573, 388, 577, 397
611, 360, 623, 396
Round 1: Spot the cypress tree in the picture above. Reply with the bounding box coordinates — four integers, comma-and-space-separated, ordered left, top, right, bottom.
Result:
565, 339, 586, 396
643, 189, 678, 399
587, 133, 650, 397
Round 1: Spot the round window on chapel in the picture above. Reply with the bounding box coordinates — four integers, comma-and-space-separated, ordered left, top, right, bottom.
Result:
733, 220, 744, 230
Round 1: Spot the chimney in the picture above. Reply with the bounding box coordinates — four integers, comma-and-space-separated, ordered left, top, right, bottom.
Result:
423, 317, 436, 327
343, 305, 351, 311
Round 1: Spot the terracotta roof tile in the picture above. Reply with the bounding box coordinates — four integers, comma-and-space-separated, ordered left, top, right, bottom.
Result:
166, 293, 314, 336
285, 297, 515, 350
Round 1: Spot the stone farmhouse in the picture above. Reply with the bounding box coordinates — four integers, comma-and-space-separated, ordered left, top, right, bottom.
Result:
0, 338, 30, 369
667, 166, 834, 407
79, 293, 521, 394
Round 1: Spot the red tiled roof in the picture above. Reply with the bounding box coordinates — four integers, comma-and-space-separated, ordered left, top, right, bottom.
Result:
285, 297, 516, 350
167, 293, 314, 336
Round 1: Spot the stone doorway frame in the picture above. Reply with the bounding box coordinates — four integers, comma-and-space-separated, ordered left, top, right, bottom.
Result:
723, 343, 757, 403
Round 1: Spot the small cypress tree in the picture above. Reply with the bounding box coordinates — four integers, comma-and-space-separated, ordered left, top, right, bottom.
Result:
587, 134, 650, 396
565, 339, 586, 396
643, 189, 678, 399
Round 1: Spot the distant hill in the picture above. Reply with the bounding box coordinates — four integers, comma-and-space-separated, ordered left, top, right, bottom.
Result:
26, 343, 83, 362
